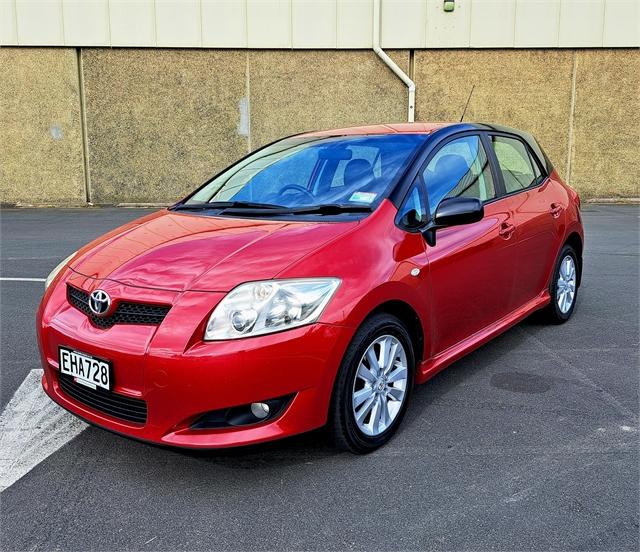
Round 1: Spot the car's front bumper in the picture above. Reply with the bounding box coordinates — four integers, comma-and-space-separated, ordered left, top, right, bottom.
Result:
38, 275, 353, 448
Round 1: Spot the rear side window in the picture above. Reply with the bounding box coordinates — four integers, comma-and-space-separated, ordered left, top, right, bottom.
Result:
489, 135, 541, 194
423, 135, 496, 215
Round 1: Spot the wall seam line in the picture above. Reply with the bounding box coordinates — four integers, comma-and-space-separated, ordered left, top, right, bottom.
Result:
198, 0, 203, 47
106, 0, 112, 46
152, 0, 157, 46
245, 50, 252, 153
566, 49, 578, 186
13, 0, 19, 45
76, 48, 92, 204
59, 0, 65, 45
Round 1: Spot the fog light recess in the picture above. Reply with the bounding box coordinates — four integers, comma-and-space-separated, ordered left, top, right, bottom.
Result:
190, 394, 294, 429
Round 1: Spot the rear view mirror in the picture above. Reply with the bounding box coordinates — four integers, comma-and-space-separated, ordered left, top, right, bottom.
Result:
422, 197, 484, 246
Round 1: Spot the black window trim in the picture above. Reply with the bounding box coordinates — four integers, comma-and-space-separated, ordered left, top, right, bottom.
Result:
484, 131, 551, 199
395, 178, 429, 232
395, 129, 502, 231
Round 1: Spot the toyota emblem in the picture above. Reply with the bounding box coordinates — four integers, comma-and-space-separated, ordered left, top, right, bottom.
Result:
89, 289, 111, 316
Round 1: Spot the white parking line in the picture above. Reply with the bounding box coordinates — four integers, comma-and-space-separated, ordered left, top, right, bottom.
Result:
0, 370, 87, 492
0, 277, 45, 282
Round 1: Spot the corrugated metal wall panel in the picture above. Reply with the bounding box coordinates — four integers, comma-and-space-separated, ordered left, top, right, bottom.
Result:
1, 0, 638, 48
603, 0, 639, 47
109, 0, 156, 47
247, 0, 291, 48
337, 0, 372, 47
63, 0, 110, 46
292, 0, 337, 48
469, 0, 516, 47
202, 0, 247, 47
0, 0, 18, 44
559, 0, 606, 47
381, 0, 427, 48
14, 0, 64, 45
155, 0, 201, 47
514, 0, 560, 48
426, 0, 471, 48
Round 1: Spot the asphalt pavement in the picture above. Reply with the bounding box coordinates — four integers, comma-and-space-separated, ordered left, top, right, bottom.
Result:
1, 205, 638, 551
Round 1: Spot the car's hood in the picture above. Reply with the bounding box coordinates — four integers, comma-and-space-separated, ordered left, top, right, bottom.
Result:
70, 210, 357, 292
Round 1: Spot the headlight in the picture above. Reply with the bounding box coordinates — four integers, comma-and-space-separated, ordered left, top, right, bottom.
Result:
204, 278, 340, 340
45, 251, 77, 290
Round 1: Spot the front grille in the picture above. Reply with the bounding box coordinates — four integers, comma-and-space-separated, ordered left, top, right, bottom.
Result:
67, 285, 171, 329
59, 374, 147, 424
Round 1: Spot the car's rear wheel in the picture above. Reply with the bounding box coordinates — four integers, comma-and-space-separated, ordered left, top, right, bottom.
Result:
329, 313, 414, 453
541, 244, 579, 324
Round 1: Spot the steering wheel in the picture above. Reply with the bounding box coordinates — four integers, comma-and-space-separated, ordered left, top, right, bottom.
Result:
277, 184, 315, 202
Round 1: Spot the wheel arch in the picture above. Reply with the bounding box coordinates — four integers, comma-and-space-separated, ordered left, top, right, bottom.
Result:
364, 300, 425, 368
564, 232, 583, 286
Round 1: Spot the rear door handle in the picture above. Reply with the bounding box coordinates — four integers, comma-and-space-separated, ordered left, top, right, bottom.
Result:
550, 203, 563, 218
499, 222, 515, 239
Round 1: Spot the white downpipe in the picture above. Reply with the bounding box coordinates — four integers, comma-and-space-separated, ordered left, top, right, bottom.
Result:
372, 0, 416, 122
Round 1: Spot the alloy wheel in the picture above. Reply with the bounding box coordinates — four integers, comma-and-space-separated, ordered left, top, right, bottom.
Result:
557, 255, 577, 314
351, 335, 408, 437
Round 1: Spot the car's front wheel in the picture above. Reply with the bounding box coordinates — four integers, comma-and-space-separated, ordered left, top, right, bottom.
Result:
329, 313, 414, 453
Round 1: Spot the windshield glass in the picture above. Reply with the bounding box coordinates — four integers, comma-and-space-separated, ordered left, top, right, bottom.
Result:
185, 134, 427, 210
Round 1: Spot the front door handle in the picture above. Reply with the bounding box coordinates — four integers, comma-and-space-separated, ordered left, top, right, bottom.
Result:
550, 203, 563, 218
499, 222, 515, 239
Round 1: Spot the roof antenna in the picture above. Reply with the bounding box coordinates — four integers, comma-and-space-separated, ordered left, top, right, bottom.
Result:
459, 85, 475, 122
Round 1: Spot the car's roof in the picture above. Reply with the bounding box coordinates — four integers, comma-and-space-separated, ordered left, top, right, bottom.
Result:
298, 121, 553, 175
299, 122, 454, 137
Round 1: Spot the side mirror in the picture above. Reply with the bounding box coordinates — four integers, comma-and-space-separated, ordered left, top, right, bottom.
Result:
422, 197, 484, 246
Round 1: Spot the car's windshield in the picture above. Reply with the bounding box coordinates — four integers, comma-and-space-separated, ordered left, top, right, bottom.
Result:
183, 134, 427, 211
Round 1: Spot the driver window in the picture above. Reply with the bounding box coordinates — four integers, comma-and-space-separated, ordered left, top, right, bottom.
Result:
423, 135, 495, 215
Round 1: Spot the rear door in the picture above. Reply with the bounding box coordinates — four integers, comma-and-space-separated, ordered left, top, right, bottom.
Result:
421, 133, 517, 354
487, 134, 564, 308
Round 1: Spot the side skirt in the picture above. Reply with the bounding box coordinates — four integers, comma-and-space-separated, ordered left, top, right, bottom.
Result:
416, 291, 551, 385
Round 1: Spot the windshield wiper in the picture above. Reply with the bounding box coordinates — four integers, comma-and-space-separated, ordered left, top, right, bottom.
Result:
171, 201, 285, 211
222, 204, 373, 216
285, 204, 373, 215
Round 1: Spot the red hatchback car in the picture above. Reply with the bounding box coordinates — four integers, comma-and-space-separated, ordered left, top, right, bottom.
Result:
38, 122, 583, 453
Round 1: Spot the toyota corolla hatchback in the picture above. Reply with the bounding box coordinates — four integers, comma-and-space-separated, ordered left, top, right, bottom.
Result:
38, 122, 583, 453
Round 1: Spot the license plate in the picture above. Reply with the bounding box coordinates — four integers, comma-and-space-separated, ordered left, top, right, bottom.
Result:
59, 347, 111, 391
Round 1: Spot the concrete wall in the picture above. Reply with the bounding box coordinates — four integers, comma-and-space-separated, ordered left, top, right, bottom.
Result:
0, 48, 86, 204
1, 47, 638, 205
81, 49, 249, 203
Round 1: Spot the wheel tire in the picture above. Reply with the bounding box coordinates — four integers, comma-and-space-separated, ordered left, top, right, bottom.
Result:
540, 244, 579, 324
329, 313, 415, 454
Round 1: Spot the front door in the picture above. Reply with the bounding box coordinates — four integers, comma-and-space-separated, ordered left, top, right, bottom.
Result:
422, 134, 517, 354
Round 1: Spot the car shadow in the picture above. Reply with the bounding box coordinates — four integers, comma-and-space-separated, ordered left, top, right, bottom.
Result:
166, 316, 541, 468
